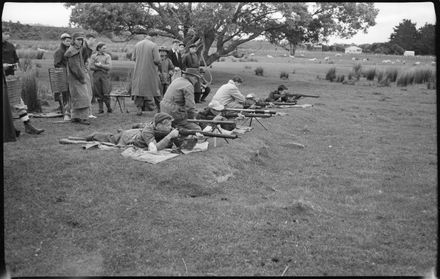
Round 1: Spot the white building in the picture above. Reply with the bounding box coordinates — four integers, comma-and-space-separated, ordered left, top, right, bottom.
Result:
404, 51, 415, 56
345, 46, 362, 54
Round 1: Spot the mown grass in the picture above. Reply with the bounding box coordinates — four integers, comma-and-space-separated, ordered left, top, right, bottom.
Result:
3, 50, 437, 276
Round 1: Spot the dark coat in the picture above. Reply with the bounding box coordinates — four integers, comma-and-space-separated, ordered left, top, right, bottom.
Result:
53, 42, 69, 68
181, 52, 200, 70
2, 40, 19, 76
3, 72, 17, 142
169, 49, 182, 69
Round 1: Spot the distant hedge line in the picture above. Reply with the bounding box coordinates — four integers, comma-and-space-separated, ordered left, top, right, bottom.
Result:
2, 21, 87, 40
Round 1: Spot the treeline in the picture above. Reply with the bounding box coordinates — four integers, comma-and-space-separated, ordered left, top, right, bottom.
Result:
2, 21, 87, 40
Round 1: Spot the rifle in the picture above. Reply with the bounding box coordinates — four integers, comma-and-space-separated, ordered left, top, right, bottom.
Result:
286, 93, 320, 99
178, 129, 238, 139
241, 113, 272, 118
187, 119, 236, 125
223, 108, 277, 115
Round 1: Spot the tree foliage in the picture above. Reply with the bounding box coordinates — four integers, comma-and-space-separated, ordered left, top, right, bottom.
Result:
66, 2, 379, 65
389, 19, 435, 55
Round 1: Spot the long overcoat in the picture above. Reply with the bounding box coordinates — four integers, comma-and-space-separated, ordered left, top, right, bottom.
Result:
131, 38, 161, 98
64, 45, 91, 109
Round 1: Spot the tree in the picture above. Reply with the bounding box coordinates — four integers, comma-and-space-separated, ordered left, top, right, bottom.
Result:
415, 23, 435, 55
66, 2, 378, 65
389, 19, 419, 51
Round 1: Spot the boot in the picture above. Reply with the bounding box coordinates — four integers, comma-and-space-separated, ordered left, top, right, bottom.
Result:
105, 100, 112, 113
98, 101, 104, 113
15, 129, 21, 137
24, 121, 44, 135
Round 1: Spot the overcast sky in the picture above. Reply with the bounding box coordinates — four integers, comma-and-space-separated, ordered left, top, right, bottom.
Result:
1, 2, 436, 44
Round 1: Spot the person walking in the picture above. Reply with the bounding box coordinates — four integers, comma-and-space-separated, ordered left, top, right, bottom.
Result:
90, 42, 112, 114
53, 32, 72, 120
131, 32, 161, 115
64, 32, 92, 125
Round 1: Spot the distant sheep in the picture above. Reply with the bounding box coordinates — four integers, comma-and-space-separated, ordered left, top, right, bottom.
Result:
267, 55, 273, 58
309, 58, 318, 62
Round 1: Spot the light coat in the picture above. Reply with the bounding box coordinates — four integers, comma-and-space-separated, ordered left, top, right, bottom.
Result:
64, 45, 91, 109
131, 38, 161, 98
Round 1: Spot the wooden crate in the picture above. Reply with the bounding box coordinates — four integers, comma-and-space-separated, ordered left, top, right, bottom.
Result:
5, 77, 22, 105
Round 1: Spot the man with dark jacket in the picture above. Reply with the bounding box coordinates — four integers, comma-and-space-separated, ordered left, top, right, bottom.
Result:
169, 40, 182, 70
181, 44, 203, 103
53, 33, 72, 118
2, 28, 44, 135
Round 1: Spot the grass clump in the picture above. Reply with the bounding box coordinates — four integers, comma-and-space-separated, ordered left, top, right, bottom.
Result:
363, 68, 376, 81
353, 63, 362, 76
255, 66, 264, 76
336, 74, 345, 83
21, 69, 42, 112
397, 67, 435, 86
325, 67, 336, 82
280, 71, 289, 80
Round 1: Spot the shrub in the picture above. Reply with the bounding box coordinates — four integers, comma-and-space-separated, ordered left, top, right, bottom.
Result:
376, 70, 385, 83
385, 68, 398, 82
21, 69, 42, 113
413, 67, 434, 84
244, 65, 252, 69
353, 63, 362, 75
255, 66, 264, 76
397, 67, 435, 86
325, 67, 336, 82
336, 74, 345, 83
363, 68, 376, 81
280, 71, 289, 80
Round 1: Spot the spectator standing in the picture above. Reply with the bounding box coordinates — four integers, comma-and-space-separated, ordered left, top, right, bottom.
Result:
89, 42, 112, 114
131, 32, 161, 115
64, 32, 91, 125
181, 43, 204, 103
82, 33, 97, 118
169, 40, 182, 70
2, 28, 44, 134
160, 68, 202, 130
53, 32, 72, 120
158, 46, 175, 96
211, 75, 245, 108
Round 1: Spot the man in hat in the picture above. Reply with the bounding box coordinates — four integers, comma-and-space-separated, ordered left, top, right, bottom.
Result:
82, 33, 97, 118
265, 85, 289, 103
2, 28, 45, 135
64, 32, 92, 125
131, 32, 162, 115
160, 68, 202, 131
158, 46, 175, 96
53, 32, 72, 119
211, 75, 246, 108
72, 112, 180, 151
89, 42, 112, 113
181, 43, 204, 103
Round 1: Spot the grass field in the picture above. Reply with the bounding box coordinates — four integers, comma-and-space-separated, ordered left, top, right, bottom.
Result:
3, 44, 437, 276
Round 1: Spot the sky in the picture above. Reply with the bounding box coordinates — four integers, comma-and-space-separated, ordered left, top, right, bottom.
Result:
1, 2, 436, 45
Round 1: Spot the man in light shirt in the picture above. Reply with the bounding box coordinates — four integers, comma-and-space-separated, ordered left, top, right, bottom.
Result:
211, 75, 245, 108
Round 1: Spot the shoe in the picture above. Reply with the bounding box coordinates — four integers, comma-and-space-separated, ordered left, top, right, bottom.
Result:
89, 115, 97, 119
24, 121, 45, 135
107, 109, 113, 113
98, 110, 104, 114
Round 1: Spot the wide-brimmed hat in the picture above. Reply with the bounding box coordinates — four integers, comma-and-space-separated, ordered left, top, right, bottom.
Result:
60, 33, 71, 40
208, 100, 224, 111
182, 68, 202, 79
72, 32, 85, 40
154, 112, 173, 126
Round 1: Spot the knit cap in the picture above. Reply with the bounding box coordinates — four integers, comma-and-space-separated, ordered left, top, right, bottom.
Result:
154, 112, 173, 126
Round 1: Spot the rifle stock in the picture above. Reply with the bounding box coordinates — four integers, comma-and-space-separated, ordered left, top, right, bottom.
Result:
287, 93, 319, 98
241, 113, 272, 118
179, 129, 238, 139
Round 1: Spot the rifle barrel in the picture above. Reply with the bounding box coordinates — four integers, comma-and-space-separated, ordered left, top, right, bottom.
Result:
242, 113, 272, 118
187, 119, 235, 125
288, 94, 319, 98
224, 108, 277, 114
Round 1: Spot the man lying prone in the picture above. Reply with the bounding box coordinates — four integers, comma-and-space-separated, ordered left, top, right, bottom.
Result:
72, 112, 199, 151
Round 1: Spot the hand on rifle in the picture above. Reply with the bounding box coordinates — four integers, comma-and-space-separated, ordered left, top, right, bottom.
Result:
236, 113, 245, 120
168, 128, 180, 138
